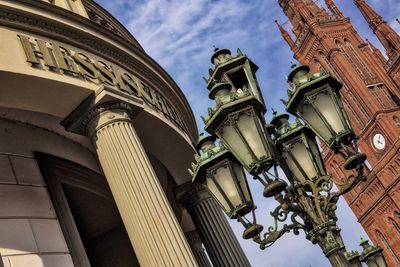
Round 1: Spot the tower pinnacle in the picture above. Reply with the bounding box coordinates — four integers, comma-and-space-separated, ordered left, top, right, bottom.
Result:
354, 0, 400, 58
325, 0, 342, 16
275, 20, 296, 51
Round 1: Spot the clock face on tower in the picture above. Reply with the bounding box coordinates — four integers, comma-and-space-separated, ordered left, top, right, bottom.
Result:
372, 133, 386, 150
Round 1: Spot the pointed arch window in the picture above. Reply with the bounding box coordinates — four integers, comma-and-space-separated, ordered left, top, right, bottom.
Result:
344, 40, 375, 80
346, 90, 370, 123
342, 97, 362, 130
336, 40, 367, 81
389, 217, 400, 234
376, 230, 400, 264
368, 84, 397, 109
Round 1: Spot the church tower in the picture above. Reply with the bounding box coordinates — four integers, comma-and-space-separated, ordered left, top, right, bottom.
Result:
277, 0, 400, 265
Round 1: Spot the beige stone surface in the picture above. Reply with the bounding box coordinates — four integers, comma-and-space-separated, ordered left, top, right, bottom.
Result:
10, 156, 44, 186
30, 219, 69, 253
41, 254, 74, 267
8, 254, 43, 267
1, 257, 11, 267
0, 185, 56, 218
0, 219, 38, 256
0, 154, 16, 184
90, 106, 198, 267
7, 254, 74, 267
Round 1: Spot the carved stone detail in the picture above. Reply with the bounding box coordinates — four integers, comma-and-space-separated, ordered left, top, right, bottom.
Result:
0, 5, 195, 139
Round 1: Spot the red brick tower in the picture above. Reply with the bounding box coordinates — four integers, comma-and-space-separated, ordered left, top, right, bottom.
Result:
277, 0, 400, 265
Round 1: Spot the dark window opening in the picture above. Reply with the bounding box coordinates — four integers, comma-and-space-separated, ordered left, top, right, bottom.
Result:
37, 154, 139, 267
228, 69, 249, 92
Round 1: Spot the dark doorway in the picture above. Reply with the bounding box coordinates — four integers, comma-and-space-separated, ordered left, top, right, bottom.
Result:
37, 153, 139, 267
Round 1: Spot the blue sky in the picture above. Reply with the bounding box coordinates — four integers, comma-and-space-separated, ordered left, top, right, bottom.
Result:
95, 0, 399, 266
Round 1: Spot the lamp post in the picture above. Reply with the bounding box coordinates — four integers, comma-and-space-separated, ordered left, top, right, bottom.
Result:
190, 48, 388, 267
359, 238, 388, 267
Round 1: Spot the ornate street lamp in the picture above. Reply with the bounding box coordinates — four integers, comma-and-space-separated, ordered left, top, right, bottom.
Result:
359, 238, 388, 267
283, 65, 366, 170
345, 251, 362, 267
189, 48, 383, 267
190, 133, 254, 219
201, 81, 277, 175
271, 113, 327, 184
207, 47, 265, 106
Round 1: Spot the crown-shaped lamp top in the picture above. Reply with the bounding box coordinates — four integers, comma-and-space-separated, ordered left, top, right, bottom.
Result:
211, 48, 232, 65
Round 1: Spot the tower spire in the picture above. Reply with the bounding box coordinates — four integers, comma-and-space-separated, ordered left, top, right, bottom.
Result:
325, 0, 342, 16
275, 20, 296, 51
354, 0, 400, 58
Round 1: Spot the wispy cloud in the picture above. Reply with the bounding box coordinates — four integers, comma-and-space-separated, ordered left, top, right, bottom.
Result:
98, 0, 290, 127
96, 0, 398, 266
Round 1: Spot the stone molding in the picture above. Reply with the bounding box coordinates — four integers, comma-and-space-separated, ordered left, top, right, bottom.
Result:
0, 2, 197, 140
176, 183, 213, 211
61, 84, 144, 137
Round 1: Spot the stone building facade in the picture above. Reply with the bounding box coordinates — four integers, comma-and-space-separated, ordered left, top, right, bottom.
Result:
0, 1, 250, 267
277, 0, 400, 266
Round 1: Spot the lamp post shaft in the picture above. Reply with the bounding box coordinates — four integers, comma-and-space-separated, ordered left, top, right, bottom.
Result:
307, 222, 350, 267
327, 251, 351, 267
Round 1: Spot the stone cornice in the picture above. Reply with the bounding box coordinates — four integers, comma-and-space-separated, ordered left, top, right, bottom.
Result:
11, 0, 143, 51
81, 0, 142, 49
0, 1, 198, 141
62, 85, 144, 138
176, 183, 213, 211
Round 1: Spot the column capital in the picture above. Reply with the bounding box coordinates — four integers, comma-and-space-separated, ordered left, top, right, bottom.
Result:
61, 84, 143, 137
81, 101, 133, 138
176, 183, 213, 211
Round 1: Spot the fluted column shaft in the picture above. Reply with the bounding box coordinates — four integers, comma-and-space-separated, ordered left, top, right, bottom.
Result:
186, 230, 212, 267
84, 102, 198, 267
179, 184, 251, 267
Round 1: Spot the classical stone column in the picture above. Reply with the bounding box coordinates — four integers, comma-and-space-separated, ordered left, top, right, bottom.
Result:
177, 183, 251, 267
185, 230, 212, 267
67, 97, 198, 267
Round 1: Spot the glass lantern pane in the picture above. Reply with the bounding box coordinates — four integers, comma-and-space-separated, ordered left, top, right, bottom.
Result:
375, 256, 386, 267
313, 91, 346, 135
232, 163, 251, 202
282, 149, 307, 183
236, 112, 268, 160
367, 260, 378, 267
290, 141, 318, 180
308, 138, 326, 176
214, 165, 242, 208
220, 123, 253, 168
300, 103, 333, 143
207, 177, 230, 212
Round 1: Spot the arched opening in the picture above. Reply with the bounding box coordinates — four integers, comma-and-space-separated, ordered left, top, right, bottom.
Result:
36, 153, 139, 267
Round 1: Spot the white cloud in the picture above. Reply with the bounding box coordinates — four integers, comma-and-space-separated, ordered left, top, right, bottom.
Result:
96, 0, 399, 266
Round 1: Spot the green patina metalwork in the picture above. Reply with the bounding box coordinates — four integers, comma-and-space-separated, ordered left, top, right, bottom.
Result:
189, 48, 387, 267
